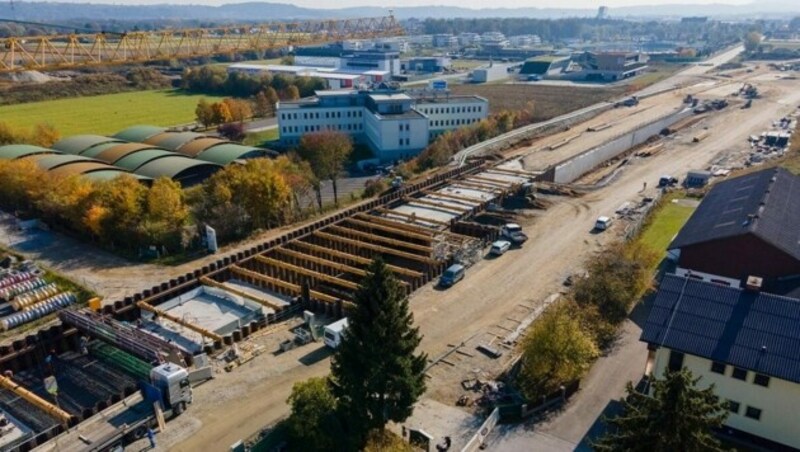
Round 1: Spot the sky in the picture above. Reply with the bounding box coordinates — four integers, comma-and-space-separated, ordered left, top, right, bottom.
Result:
35, 0, 757, 8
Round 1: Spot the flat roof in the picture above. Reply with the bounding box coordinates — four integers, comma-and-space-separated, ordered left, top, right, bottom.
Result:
369, 93, 413, 102
414, 95, 488, 104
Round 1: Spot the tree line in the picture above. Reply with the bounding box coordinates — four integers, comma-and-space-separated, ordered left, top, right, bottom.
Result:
182, 65, 324, 100
0, 121, 359, 257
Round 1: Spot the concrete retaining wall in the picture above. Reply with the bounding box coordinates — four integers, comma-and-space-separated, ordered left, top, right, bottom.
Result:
548, 108, 693, 184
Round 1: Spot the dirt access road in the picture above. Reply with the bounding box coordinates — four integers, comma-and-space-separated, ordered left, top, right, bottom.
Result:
162, 63, 800, 451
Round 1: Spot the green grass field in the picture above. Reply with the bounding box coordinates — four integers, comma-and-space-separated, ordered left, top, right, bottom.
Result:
638, 198, 696, 255
243, 128, 279, 147
0, 89, 224, 137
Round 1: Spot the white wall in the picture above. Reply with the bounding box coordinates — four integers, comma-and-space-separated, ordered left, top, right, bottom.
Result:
674, 267, 741, 288
416, 99, 488, 135
652, 349, 800, 450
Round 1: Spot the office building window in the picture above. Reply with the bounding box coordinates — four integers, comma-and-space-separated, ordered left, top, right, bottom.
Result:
754, 374, 770, 387
399, 124, 403, 132
398, 138, 403, 147
727, 400, 740, 414
732, 367, 748, 381
710, 362, 726, 374
745, 406, 762, 420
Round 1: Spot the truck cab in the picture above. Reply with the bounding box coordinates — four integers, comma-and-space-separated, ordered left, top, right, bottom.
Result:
324, 318, 349, 349
150, 363, 192, 415
500, 223, 528, 246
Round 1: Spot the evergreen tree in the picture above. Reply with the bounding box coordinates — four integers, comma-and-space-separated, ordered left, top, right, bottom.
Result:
331, 258, 427, 448
594, 368, 729, 452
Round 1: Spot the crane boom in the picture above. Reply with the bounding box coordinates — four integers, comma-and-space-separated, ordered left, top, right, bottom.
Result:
0, 15, 403, 73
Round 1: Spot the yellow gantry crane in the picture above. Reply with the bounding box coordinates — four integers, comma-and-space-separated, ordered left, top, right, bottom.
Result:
0, 15, 403, 73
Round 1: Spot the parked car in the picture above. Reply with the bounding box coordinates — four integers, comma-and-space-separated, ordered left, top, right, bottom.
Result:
658, 175, 679, 187
500, 223, 528, 246
489, 240, 512, 256
594, 216, 613, 231
439, 264, 465, 288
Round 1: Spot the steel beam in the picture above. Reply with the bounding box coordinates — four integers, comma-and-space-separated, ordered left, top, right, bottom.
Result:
0, 375, 73, 424
354, 213, 438, 235
422, 190, 484, 205
327, 225, 433, 253
230, 265, 342, 304
466, 175, 512, 187
314, 231, 437, 264
344, 217, 433, 242
256, 255, 360, 291
200, 277, 282, 310
450, 181, 504, 193
403, 197, 467, 214
291, 241, 423, 278
375, 208, 451, 227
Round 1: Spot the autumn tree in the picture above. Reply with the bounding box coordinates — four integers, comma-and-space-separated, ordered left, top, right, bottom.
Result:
265, 87, 279, 114
297, 130, 353, 209
253, 91, 271, 118
517, 302, 598, 400
0, 122, 23, 145
594, 369, 729, 452
223, 98, 252, 122
93, 175, 147, 249
36, 174, 96, 232
331, 259, 427, 448
140, 177, 189, 251
195, 99, 215, 128
284, 85, 300, 101
744, 31, 762, 53
211, 101, 233, 125
0, 159, 46, 210
31, 123, 61, 148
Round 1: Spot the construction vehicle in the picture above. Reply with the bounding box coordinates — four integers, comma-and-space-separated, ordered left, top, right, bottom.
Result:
391, 176, 404, 190
742, 99, 753, 109
500, 223, 528, 246
40, 363, 192, 451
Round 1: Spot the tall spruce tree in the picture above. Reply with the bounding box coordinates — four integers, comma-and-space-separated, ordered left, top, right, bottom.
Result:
331, 258, 427, 447
594, 368, 729, 452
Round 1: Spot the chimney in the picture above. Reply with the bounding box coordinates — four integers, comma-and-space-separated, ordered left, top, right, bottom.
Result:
745, 275, 763, 292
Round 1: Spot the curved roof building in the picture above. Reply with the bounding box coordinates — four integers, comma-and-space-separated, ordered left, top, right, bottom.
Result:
113, 125, 166, 143
0, 144, 61, 160
52, 135, 124, 156
145, 131, 205, 151
94, 143, 163, 165
136, 157, 221, 187
178, 138, 229, 157
197, 144, 275, 165
115, 149, 177, 172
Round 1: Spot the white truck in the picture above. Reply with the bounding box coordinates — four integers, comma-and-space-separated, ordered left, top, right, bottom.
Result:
500, 223, 528, 246
324, 318, 349, 349
37, 363, 192, 452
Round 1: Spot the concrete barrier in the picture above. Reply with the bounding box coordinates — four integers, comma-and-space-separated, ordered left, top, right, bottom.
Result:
549, 108, 693, 184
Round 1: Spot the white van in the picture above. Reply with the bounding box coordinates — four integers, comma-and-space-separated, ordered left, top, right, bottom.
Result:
323, 318, 349, 349
594, 216, 613, 231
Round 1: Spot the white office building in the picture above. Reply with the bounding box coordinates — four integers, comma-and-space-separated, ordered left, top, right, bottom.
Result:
277, 89, 488, 161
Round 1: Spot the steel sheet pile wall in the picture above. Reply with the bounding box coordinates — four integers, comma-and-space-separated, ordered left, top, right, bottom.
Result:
550, 108, 693, 184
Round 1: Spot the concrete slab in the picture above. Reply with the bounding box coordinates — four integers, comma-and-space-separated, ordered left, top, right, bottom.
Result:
392, 204, 460, 225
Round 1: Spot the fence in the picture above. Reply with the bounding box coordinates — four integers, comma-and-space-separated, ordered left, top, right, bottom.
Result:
623, 190, 664, 241
461, 407, 500, 452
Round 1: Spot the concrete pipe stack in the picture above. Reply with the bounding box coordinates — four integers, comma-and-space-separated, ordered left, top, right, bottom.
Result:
0, 292, 77, 331
11, 283, 61, 311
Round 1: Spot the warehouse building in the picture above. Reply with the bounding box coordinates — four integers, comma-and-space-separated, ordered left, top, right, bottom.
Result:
581, 51, 649, 81
519, 55, 572, 80
277, 88, 488, 161
0, 144, 148, 183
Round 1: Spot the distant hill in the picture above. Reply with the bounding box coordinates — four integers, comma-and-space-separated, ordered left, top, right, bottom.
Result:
1, 0, 799, 23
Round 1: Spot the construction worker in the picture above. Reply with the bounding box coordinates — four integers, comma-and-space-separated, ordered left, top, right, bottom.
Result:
146, 427, 156, 449
79, 335, 89, 355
